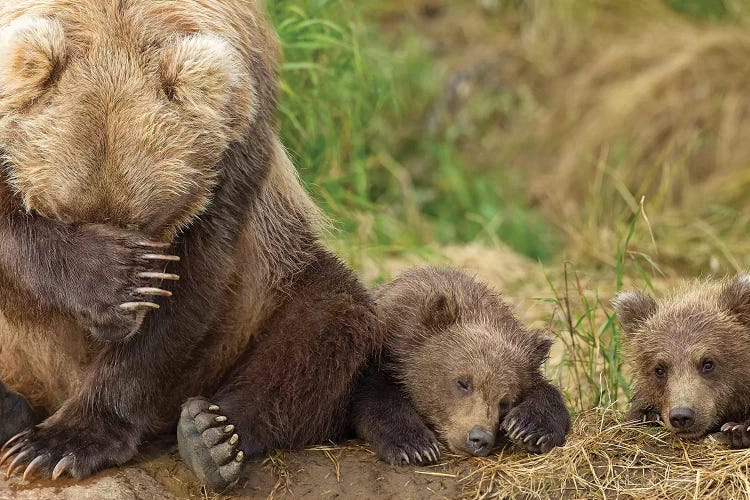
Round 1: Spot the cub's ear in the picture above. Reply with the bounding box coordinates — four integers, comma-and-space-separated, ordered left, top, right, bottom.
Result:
160, 34, 255, 129
528, 329, 554, 368
612, 290, 656, 335
719, 274, 750, 327
421, 291, 459, 329
0, 16, 67, 110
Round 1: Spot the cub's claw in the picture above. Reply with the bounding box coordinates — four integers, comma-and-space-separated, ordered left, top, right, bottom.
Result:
719, 420, 750, 448
178, 398, 245, 492
119, 302, 160, 311
503, 408, 566, 454
52, 455, 74, 480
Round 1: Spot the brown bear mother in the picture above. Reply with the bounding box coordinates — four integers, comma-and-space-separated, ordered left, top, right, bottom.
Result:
0, 0, 380, 491
614, 274, 750, 446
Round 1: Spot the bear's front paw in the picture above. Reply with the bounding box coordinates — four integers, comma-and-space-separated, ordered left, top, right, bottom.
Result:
374, 426, 440, 467
503, 405, 566, 454
0, 383, 35, 446
719, 421, 750, 449
74, 225, 180, 341
178, 398, 245, 492
0, 416, 137, 481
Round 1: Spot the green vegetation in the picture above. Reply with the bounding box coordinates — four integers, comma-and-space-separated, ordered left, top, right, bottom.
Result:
267, 0, 557, 264
267, 0, 750, 410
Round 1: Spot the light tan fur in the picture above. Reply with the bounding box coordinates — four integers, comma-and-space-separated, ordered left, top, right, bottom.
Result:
617, 276, 750, 438
0, 0, 323, 414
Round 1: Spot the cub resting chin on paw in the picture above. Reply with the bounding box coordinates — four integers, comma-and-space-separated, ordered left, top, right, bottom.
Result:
352, 267, 570, 465
615, 274, 750, 448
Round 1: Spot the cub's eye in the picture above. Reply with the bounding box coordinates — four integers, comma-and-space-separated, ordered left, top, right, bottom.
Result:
654, 365, 666, 378
456, 379, 473, 394
701, 358, 715, 374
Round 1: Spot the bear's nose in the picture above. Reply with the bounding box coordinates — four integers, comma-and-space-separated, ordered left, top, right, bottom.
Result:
669, 407, 696, 429
466, 426, 494, 456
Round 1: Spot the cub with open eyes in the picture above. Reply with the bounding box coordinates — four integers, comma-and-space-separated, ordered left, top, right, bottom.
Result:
352, 267, 570, 464
0, 0, 381, 491
614, 274, 750, 448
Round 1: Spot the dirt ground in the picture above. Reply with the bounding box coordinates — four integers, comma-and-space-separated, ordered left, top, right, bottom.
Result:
0, 439, 472, 500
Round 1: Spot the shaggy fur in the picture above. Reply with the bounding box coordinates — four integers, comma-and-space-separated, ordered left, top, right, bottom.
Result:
0, 0, 381, 484
615, 274, 750, 446
352, 267, 570, 465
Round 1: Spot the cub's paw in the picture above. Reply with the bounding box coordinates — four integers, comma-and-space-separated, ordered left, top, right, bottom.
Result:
0, 384, 35, 446
503, 405, 566, 454
75, 225, 180, 341
0, 416, 137, 480
178, 398, 245, 492
628, 407, 663, 425
719, 421, 750, 449
372, 424, 440, 467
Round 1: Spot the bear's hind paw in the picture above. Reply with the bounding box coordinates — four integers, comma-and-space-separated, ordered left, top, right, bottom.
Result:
177, 398, 244, 492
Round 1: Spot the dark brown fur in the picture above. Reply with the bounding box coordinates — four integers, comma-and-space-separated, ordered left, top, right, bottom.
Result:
615, 275, 750, 447
0, 0, 381, 484
352, 267, 570, 465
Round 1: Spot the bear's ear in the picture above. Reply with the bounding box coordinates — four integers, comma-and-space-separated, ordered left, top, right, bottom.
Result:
160, 34, 255, 127
612, 290, 657, 335
719, 274, 750, 327
421, 291, 459, 329
0, 16, 67, 110
528, 329, 554, 368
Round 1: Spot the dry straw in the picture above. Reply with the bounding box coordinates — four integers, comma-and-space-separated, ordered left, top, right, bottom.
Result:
455, 407, 750, 499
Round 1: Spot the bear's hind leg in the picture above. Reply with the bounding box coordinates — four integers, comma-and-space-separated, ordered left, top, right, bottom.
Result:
177, 251, 381, 491
0, 382, 36, 449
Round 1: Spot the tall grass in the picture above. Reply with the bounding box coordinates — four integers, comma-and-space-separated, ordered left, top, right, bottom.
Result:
266, 0, 558, 268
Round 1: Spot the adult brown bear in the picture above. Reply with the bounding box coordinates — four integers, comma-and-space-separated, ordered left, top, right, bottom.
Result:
0, 0, 381, 490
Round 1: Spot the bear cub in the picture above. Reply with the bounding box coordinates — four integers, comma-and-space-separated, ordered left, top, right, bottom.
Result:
352, 267, 570, 464
614, 274, 750, 447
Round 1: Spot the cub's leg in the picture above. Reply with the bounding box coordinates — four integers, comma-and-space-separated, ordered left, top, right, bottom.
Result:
351, 364, 440, 466
0, 381, 36, 447
177, 251, 381, 491
502, 376, 570, 453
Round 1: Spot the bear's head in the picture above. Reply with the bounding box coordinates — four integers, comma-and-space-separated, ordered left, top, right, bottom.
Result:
389, 276, 553, 457
0, 5, 260, 236
614, 274, 750, 439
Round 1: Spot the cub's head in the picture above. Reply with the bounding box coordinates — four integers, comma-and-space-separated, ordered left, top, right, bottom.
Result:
614, 274, 750, 439
389, 272, 552, 457
0, 7, 259, 235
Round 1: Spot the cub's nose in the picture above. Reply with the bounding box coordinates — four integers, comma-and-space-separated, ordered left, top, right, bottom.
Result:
669, 407, 696, 429
466, 426, 494, 456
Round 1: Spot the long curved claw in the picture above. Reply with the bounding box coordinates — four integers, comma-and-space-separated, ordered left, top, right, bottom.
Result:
136, 241, 171, 249
23, 454, 47, 481
7, 450, 32, 478
52, 455, 73, 480
0, 442, 25, 467
138, 272, 180, 281
134, 287, 172, 297
1, 430, 29, 453
119, 302, 160, 311
141, 254, 180, 262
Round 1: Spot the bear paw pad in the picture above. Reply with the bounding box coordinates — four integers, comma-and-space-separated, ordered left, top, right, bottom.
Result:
177, 398, 244, 491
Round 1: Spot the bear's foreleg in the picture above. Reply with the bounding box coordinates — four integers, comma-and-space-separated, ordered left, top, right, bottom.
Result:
502, 376, 570, 453
350, 365, 441, 466
177, 251, 381, 491
0, 190, 179, 340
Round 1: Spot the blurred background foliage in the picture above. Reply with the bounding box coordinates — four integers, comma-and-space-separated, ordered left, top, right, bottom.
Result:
266, 0, 750, 409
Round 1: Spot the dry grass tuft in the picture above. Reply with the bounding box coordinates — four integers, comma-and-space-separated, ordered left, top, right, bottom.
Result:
459, 407, 750, 499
